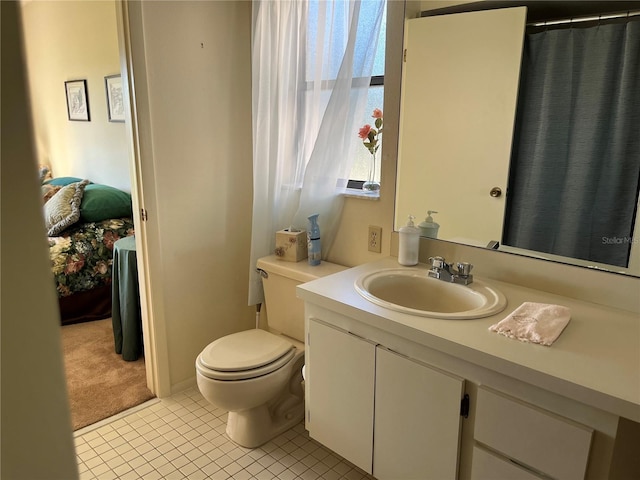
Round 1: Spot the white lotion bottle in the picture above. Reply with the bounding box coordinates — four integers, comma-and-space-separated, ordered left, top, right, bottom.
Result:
398, 215, 420, 266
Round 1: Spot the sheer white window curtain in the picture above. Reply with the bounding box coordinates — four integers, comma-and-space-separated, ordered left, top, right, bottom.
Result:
248, 0, 385, 305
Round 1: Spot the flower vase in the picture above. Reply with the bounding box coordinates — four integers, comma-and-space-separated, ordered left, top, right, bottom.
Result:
362, 152, 380, 193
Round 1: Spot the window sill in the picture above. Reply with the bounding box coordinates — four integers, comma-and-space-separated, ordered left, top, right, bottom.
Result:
341, 187, 380, 200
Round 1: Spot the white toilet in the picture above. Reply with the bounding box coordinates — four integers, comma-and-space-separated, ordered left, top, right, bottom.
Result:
196, 255, 345, 448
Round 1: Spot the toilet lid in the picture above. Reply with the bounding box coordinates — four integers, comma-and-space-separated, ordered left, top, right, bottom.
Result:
199, 329, 293, 372
196, 348, 296, 381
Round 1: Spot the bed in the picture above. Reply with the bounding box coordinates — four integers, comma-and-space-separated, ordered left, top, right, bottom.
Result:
42, 176, 135, 325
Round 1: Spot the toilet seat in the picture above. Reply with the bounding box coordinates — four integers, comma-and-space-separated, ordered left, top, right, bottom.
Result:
196, 329, 295, 381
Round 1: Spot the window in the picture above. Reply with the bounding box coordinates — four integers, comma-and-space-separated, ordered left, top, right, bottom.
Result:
349, 5, 386, 186
304, 1, 386, 189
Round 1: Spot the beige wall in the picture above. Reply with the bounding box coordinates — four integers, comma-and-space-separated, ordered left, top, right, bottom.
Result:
21, 0, 130, 192
1, 1, 78, 477
128, 0, 255, 389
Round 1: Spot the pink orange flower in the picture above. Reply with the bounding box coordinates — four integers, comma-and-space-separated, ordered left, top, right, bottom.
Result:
358, 124, 372, 139
358, 109, 383, 156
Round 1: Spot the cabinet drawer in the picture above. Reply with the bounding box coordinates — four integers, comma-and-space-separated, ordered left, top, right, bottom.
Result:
475, 386, 593, 480
471, 446, 544, 480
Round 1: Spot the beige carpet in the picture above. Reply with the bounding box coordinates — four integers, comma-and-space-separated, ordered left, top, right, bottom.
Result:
61, 318, 155, 430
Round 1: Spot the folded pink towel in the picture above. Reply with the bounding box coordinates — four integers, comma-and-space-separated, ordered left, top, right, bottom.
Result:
489, 302, 571, 346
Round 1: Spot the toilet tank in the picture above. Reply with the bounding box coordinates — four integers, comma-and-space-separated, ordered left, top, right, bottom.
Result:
257, 255, 347, 342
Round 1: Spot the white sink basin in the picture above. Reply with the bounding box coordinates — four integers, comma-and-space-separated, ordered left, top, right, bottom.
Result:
354, 268, 507, 319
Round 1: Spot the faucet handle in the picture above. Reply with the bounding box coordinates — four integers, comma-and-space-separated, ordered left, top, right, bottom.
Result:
456, 262, 473, 277
429, 256, 446, 269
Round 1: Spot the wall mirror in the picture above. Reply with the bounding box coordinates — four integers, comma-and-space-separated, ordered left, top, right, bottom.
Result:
395, 1, 640, 277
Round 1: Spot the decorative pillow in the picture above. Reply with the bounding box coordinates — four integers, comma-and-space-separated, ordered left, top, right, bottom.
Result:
41, 184, 62, 203
43, 176, 84, 186
80, 184, 133, 222
44, 180, 90, 236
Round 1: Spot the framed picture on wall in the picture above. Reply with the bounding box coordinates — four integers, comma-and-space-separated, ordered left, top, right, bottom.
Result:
64, 79, 90, 121
104, 74, 125, 123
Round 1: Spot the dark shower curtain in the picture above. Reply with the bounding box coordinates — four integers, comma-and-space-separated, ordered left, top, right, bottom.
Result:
504, 20, 640, 268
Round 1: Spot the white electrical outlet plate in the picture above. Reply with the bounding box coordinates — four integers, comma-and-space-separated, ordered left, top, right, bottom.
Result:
368, 225, 382, 253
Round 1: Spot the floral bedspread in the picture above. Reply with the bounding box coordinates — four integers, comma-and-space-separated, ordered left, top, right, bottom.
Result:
49, 218, 135, 298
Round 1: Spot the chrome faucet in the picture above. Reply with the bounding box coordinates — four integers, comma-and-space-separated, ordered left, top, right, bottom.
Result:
427, 256, 474, 285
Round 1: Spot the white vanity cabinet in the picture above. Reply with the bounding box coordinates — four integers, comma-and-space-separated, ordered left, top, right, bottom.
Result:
306, 317, 466, 479
298, 257, 639, 480
303, 303, 625, 480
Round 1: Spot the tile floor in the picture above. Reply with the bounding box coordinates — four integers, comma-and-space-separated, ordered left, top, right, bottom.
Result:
75, 386, 375, 480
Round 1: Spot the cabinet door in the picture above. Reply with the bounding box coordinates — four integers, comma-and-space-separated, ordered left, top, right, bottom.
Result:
373, 347, 465, 480
306, 319, 376, 474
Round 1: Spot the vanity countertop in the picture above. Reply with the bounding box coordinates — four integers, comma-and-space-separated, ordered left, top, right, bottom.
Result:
297, 257, 640, 422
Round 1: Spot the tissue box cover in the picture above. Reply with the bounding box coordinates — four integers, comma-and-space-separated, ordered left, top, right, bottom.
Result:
275, 229, 307, 262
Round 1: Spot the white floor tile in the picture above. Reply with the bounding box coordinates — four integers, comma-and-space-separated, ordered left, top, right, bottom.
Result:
74, 386, 375, 479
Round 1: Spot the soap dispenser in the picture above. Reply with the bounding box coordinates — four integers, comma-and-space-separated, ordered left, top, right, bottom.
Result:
307, 214, 321, 266
418, 210, 440, 239
398, 215, 420, 266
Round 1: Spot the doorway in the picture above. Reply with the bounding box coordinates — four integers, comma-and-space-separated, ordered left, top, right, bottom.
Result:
18, 0, 161, 420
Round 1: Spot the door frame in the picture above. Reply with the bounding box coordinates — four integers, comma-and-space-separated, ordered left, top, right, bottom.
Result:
115, 0, 171, 397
